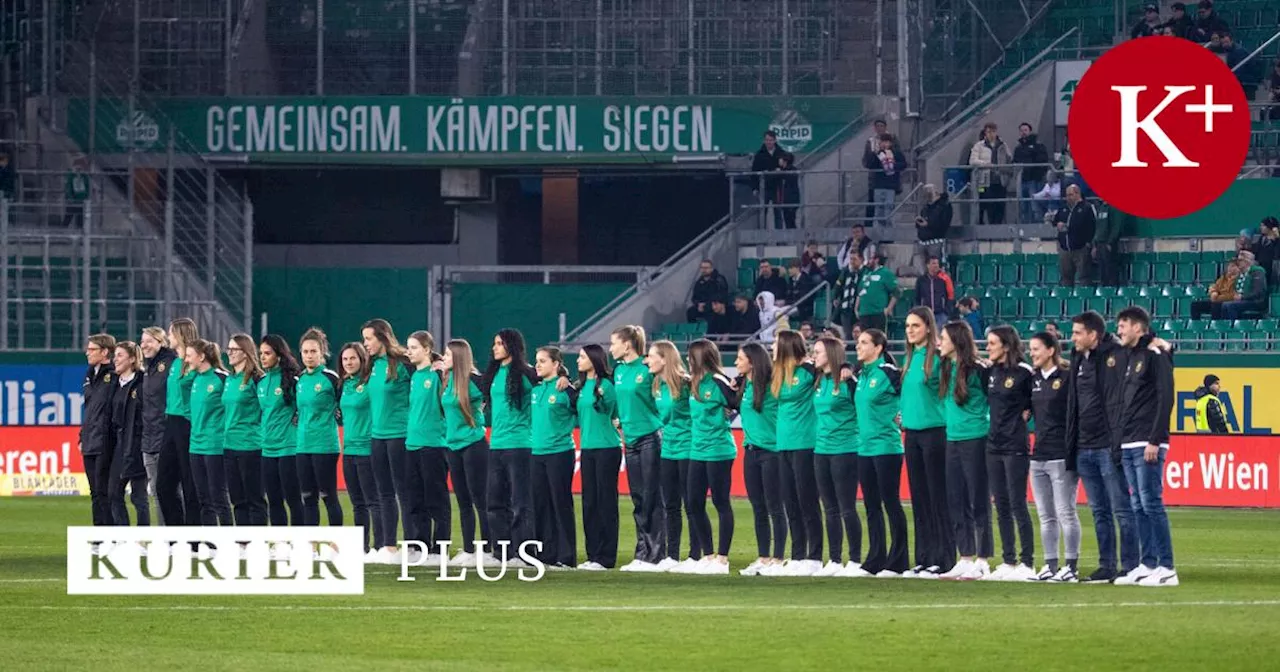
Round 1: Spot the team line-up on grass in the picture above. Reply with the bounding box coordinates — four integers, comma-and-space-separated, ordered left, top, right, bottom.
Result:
79, 304, 1178, 585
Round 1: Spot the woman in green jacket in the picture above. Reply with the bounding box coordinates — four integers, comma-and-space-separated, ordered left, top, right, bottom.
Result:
339, 342, 379, 555
812, 336, 867, 578
296, 327, 343, 527
481, 329, 539, 566
441, 339, 495, 567
735, 343, 786, 577
900, 307, 952, 578
854, 329, 908, 577
361, 319, 412, 562
531, 346, 579, 569
223, 333, 265, 527
771, 329, 823, 576
649, 340, 701, 574
185, 338, 231, 526
611, 325, 666, 572
684, 339, 738, 575
574, 344, 622, 571
937, 320, 994, 581
258, 334, 304, 526
406, 331, 451, 563
157, 318, 200, 526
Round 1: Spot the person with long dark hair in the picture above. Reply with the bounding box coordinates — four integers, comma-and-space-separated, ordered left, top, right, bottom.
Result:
531, 346, 579, 569
361, 319, 412, 563
186, 339, 232, 526
900, 307, 952, 578
108, 341, 149, 526
339, 342, 379, 556
157, 318, 201, 525
574, 344, 622, 571
649, 340, 702, 574
734, 343, 786, 577
937, 321, 994, 580
984, 326, 1037, 581
440, 339, 497, 567
81, 333, 117, 527
258, 334, 304, 527
138, 326, 174, 525
405, 331, 451, 563
223, 333, 266, 527
854, 329, 909, 577
482, 328, 538, 567
296, 328, 343, 527
1027, 331, 1080, 582
812, 336, 868, 578
609, 325, 667, 572
684, 339, 738, 575
771, 329, 823, 576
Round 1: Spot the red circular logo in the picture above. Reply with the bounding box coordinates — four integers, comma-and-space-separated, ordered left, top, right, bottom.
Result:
1067, 36, 1251, 220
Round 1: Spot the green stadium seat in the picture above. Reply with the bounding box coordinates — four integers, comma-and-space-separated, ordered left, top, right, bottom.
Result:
1224, 332, 1247, 352
985, 286, 1008, 299
1063, 295, 1085, 317
1232, 319, 1257, 330
737, 268, 755, 288
740, 258, 760, 272
1246, 330, 1271, 351
1174, 330, 1199, 351
1129, 259, 1152, 284
1152, 255, 1175, 283
1175, 252, 1199, 284
1019, 257, 1042, 285
1271, 294, 1280, 316
1042, 260, 1060, 285
1210, 319, 1234, 331
1195, 257, 1219, 284
1157, 319, 1178, 333
1258, 319, 1279, 331
977, 260, 998, 286
998, 254, 1024, 285
1186, 285, 1209, 299
954, 259, 978, 285
1153, 295, 1175, 318
998, 295, 1021, 318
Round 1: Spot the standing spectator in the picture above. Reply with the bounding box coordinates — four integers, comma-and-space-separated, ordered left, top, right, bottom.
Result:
1012, 123, 1050, 225
1091, 202, 1121, 287
968, 123, 1012, 225
1268, 60, 1280, 121
808, 252, 836, 287
729, 295, 762, 337
1194, 374, 1230, 435
832, 252, 865, 340
1054, 185, 1097, 287
915, 257, 955, 324
0, 152, 14, 201
754, 260, 788, 299
800, 243, 823, 274
1164, 3, 1194, 39
1031, 171, 1063, 222
863, 134, 907, 227
916, 184, 952, 270
1190, 0, 1228, 44
755, 291, 784, 344
784, 260, 817, 321
1131, 3, 1162, 39
1221, 251, 1268, 319
862, 118, 889, 222
957, 297, 986, 337
1220, 32, 1260, 100
64, 157, 90, 228
775, 152, 801, 229
686, 259, 729, 322
855, 254, 900, 332
750, 130, 783, 228
1253, 217, 1279, 287
837, 225, 875, 271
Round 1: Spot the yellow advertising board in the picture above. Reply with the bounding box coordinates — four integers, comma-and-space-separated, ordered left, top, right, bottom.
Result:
1173, 368, 1276, 435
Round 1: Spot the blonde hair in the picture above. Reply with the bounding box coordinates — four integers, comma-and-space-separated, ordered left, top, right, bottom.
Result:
611, 324, 646, 356
770, 329, 806, 396
169, 318, 198, 352
229, 333, 263, 384
141, 326, 168, 348
114, 341, 142, 374
649, 340, 687, 400
447, 339, 477, 427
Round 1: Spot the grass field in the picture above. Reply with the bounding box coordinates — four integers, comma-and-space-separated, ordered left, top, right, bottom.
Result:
2, 496, 1279, 671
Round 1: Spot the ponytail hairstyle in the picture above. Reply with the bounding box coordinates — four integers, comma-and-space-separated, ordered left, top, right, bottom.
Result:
300, 326, 331, 361
260, 334, 301, 406
169, 317, 198, 354
362, 318, 411, 381
938, 320, 979, 405
770, 329, 807, 397
987, 325, 1024, 367
447, 339, 478, 427
903, 306, 939, 378
611, 324, 646, 357
230, 333, 263, 385
738, 342, 773, 413
408, 330, 443, 366
686, 338, 725, 393
1030, 331, 1069, 371
187, 339, 225, 373
577, 344, 613, 412
114, 341, 142, 375
649, 339, 688, 400
339, 342, 372, 385
860, 328, 895, 366
536, 346, 570, 381
815, 336, 846, 380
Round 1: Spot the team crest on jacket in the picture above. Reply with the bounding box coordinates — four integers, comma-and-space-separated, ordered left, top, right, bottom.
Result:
869, 379, 877, 388
207, 384, 215, 392
550, 395, 558, 403
703, 390, 712, 399
274, 387, 282, 396
1135, 362, 1143, 373
357, 384, 365, 393
1052, 379, 1062, 390
1106, 356, 1116, 367
104, 373, 111, 383
791, 376, 799, 385
423, 379, 432, 389
131, 390, 137, 399
635, 374, 644, 383
240, 384, 248, 391
314, 383, 322, 391
158, 363, 166, 372
1004, 377, 1014, 388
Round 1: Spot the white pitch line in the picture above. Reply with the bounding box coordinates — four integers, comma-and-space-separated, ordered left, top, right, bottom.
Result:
0, 578, 63, 583
8, 600, 1280, 613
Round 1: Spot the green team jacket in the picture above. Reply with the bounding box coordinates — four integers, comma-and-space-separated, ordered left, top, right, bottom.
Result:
854, 357, 903, 457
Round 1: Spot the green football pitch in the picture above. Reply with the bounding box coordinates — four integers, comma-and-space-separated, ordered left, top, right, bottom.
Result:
2, 497, 1279, 670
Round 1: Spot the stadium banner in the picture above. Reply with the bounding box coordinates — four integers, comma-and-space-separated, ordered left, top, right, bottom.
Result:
65, 96, 862, 164
5, 426, 1275, 506
1054, 60, 1091, 126
0, 365, 88, 426
1173, 367, 1275, 435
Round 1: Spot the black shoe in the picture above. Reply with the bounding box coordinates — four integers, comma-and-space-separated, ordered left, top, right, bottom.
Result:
1083, 567, 1117, 583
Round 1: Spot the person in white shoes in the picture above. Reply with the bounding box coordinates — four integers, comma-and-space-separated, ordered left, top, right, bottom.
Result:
981, 327, 1037, 583
647, 340, 701, 574
682, 340, 738, 577
811, 337, 864, 579
734, 344, 787, 577
1027, 332, 1081, 583
439, 339, 501, 570
852, 330, 910, 579
936, 322, 994, 581
572, 344, 625, 572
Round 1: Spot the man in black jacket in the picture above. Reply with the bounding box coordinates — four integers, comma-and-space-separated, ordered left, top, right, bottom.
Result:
750, 130, 783, 228
1065, 311, 1139, 583
915, 184, 952, 270
784, 260, 816, 321
1112, 307, 1178, 587
687, 259, 729, 322
1163, 2, 1194, 39
1012, 123, 1050, 225
753, 259, 788, 299
1054, 185, 1096, 287
1190, 0, 1229, 44
728, 294, 762, 336
81, 333, 118, 528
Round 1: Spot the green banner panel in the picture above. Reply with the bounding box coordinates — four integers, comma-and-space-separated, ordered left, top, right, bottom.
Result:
448, 283, 630, 355
1118, 179, 1280, 238
252, 267, 430, 349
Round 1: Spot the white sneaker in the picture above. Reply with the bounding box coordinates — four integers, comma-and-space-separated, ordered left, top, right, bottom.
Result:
1050, 565, 1080, 583
837, 561, 872, 578
375, 548, 401, 565
478, 552, 503, 568
505, 558, 532, 569
628, 560, 661, 573
577, 561, 607, 571
618, 559, 642, 572
363, 549, 379, 564
815, 560, 844, 577
449, 551, 476, 567
916, 565, 942, 580
699, 559, 730, 576
654, 557, 679, 572
1031, 564, 1056, 581
405, 548, 424, 565
902, 565, 923, 579
759, 561, 787, 577
1138, 566, 1179, 587
984, 563, 1017, 581
1114, 564, 1156, 586
668, 558, 698, 574
959, 559, 990, 581
876, 569, 903, 578
1009, 564, 1038, 582
787, 560, 820, 577
739, 559, 764, 577
546, 563, 575, 571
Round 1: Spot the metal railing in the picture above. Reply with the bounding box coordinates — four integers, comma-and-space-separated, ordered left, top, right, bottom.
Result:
729, 167, 923, 230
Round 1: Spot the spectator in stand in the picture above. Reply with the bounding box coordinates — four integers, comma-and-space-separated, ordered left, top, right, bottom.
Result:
1191, 262, 1240, 320
775, 152, 801, 229
969, 123, 1013, 225
855, 254, 900, 332
862, 119, 890, 222
1053, 185, 1097, 287
64, 157, 91, 228
915, 256, 955, 324
1253, 217, 1279, 287
1012, 123, 1050, 225
784, 260, 817, 321
800, 243, 823, 275
1219, 32, 1259, 99
1221, 251, 1268, 319
863, 134, 907, 227
1091, 199, 1120, 287
754, 260, 788, 299
799, 321, 815, 344
1031, 171, 1063, 222
755, 291, 784, 344
1164, 3, 1194, 39
837, 225, 876, 271
687, 259, 730, 322
750, 131, 783, 228
0, 152, 14, 201
729, 295, 761, 338
1131, 3, 1163, 39
1190, 1, 1228, 44
809, 252, 836, 287
916, 184, 953, 271
832, 252, 865, 340
1045, 321, 1062, 341
706, 299, 732, 337
1194, 375, 1230, 435
957, 297, 987, 337
1269, 60, 1280, 120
